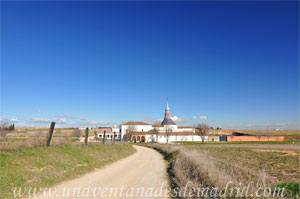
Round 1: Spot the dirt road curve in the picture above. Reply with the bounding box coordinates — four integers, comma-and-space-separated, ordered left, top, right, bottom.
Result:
37, 145, 169, 199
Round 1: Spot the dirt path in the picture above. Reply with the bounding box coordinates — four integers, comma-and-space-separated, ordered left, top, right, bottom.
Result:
36, 145, 169, 199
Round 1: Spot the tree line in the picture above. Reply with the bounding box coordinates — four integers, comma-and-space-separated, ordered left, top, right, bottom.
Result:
0, 122, 15, 131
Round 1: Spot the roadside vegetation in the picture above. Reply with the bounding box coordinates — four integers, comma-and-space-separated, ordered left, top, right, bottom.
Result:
146, 143, 300, 198
0, 143, 136, 199
0, 129, 89, 151
174, 141, 300, 146
0, 136, 73, 151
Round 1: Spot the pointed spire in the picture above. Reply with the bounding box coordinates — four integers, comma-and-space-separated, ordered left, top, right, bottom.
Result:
161, 98, 176, 125
164, 98, 171, 118
166, 98, 169, 111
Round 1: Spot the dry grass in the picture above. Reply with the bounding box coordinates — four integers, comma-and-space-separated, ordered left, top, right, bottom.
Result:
0, 135, 76, 151
151, 144, 300, 198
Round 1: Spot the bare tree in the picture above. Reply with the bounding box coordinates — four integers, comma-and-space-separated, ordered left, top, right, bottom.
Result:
94, 128, 98, 141
125, 125, 137, 142
0, 122, 9, 131
164, 126, 172, 144
153, 122, 160, 143
0, 130, 8, 140
195, 123, 210, 143
0, 122, 9, 140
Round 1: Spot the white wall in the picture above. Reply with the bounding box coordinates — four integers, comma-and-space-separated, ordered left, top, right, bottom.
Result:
153, 135, 208, 143
112, 127, 120, 133
177, 128, 196, 132
127, 133, 208, 143
121, 124, 153, 137
120, 124, 196, 141
157, 125, 177, 131
155, 125, 195, 133
97, 132, 121, 139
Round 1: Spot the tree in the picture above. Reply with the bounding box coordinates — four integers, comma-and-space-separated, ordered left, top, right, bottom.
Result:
0, 129, 8, 139
125, 125, 137, 142
8, 123, 15, 131
0, 122, 9, 139
0, 122, 9, 131
0, 123, 15, 131
195, 123, 210, 143
153, 122, 160, 143
164, 126, 172, 144
94, 128, 98, 141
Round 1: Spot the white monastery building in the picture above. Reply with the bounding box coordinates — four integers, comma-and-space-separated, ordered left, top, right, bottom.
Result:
119, 100, 208, 143
96, 100, 285, 143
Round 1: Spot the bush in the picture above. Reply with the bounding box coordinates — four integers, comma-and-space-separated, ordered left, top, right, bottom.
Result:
0, 130, 8, 139
273, 182, 300, 198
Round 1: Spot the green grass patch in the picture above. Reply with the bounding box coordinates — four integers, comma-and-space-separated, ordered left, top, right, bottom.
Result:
0, 143, 136, 199
273, 182, 300, 198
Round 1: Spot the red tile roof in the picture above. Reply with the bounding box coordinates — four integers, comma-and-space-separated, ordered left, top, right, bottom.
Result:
152, 124, 163, 127
122, 121, 151, 125
177, 126, 193, 129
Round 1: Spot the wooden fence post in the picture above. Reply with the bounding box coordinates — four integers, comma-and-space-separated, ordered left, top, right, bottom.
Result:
103, 131, 106, 144
46, 122, 55, 146
85, 128, 89, 146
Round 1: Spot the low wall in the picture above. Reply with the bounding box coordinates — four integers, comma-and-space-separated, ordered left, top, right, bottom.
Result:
207, 135, 220, 142
227, 136, 285, 142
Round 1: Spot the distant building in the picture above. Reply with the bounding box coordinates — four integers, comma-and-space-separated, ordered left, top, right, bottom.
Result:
120, 100, 206, 143
94, 100, 285, 143
96, 127, 121, 141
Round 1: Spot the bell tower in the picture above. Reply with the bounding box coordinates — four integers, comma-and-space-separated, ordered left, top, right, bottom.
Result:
161, 99, 176, 125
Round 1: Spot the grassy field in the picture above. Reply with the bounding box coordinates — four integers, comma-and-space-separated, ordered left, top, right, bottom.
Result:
147, 143, 300, 198
188, 144, 300, 183
233, 129, 300, 136
175, 141, 298, 145
0, 143, 136, 199
0, 136, 78, 151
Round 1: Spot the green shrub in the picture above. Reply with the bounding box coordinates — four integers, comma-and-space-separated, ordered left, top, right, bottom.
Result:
273, 182, 300, 198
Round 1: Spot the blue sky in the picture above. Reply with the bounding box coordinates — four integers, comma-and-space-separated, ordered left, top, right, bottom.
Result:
1, 1, 299, 129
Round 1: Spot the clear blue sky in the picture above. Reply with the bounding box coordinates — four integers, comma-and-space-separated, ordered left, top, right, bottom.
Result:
1, 1, 299, 129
